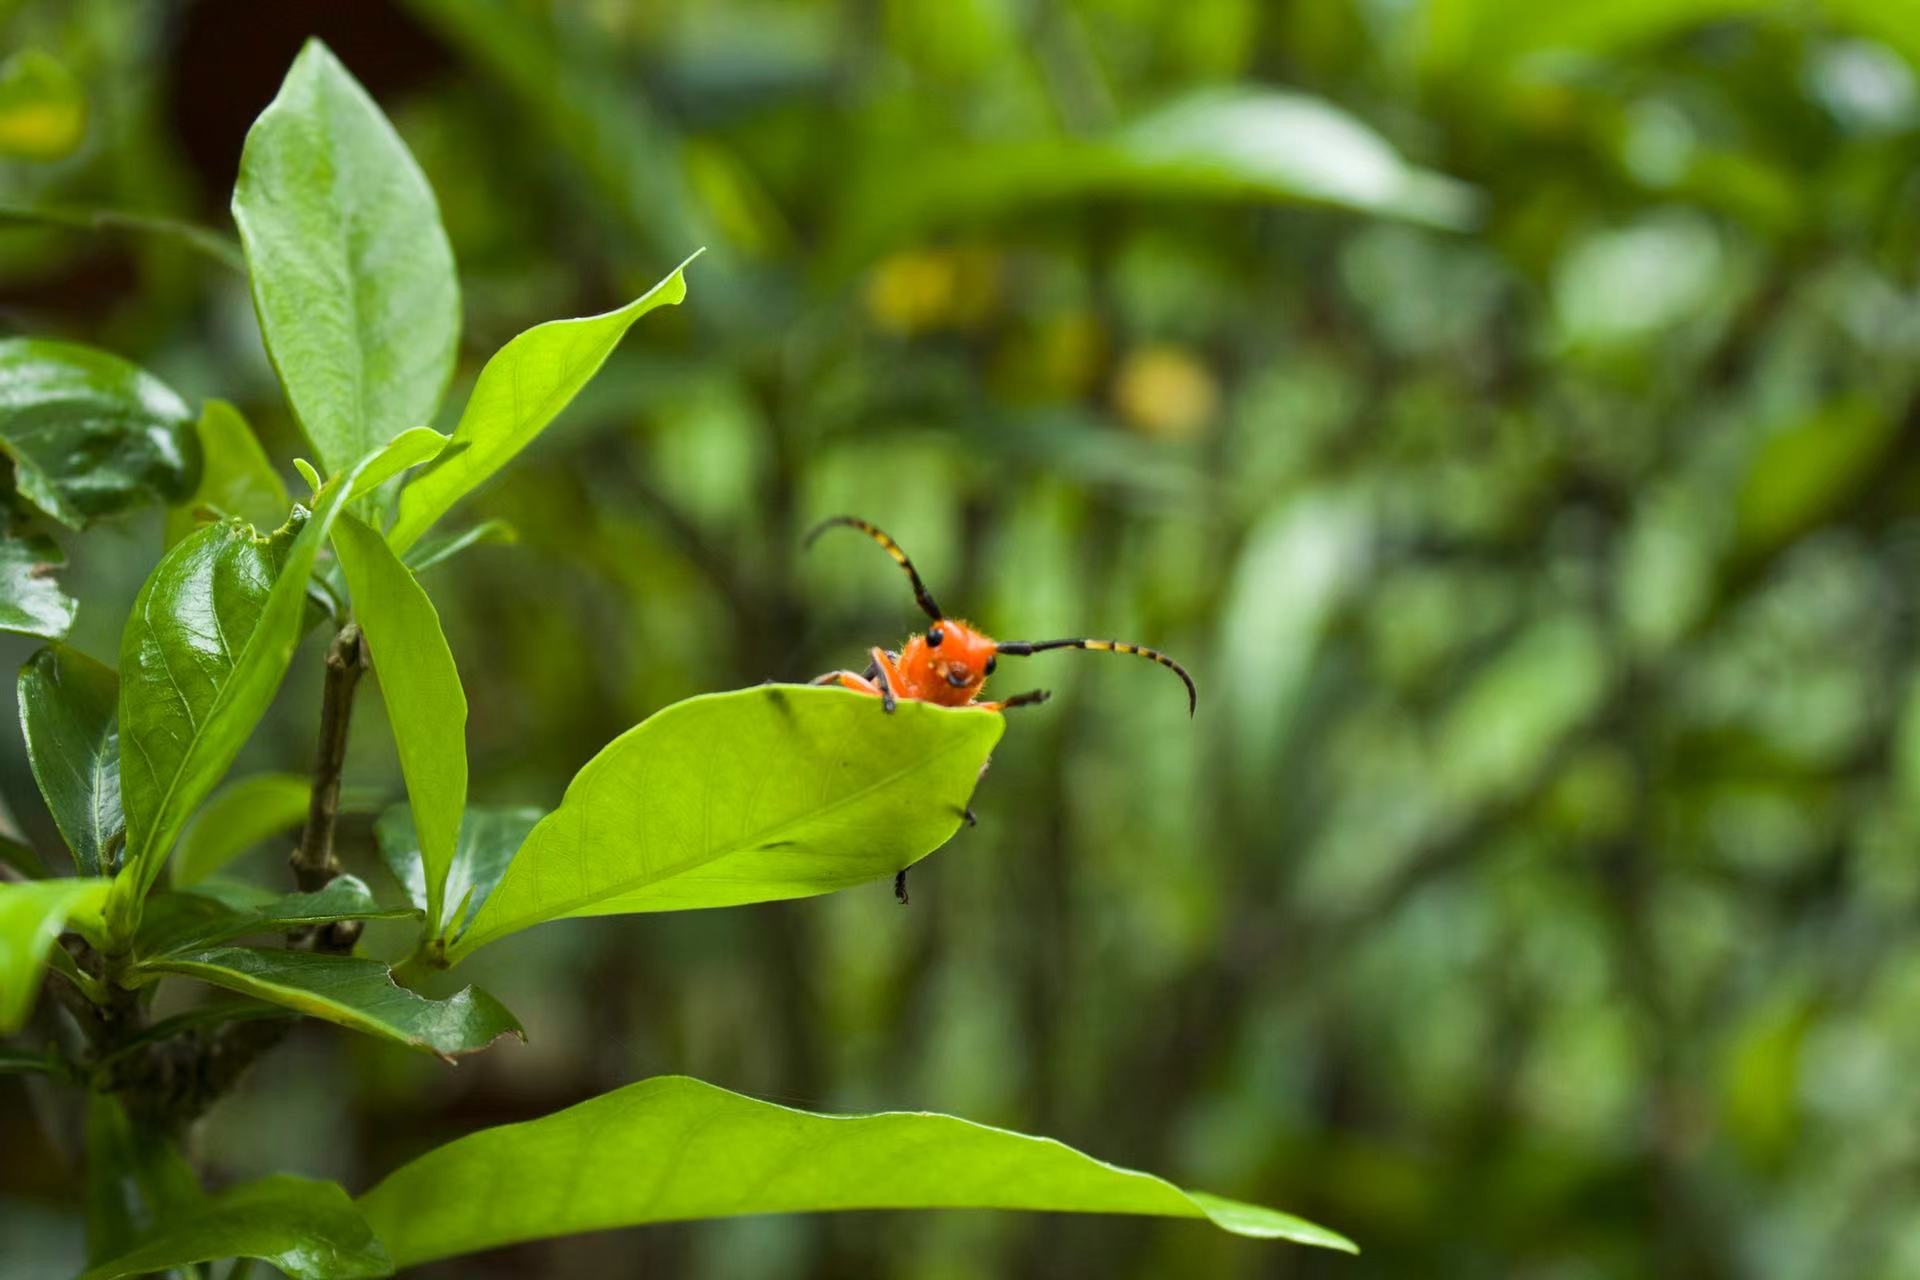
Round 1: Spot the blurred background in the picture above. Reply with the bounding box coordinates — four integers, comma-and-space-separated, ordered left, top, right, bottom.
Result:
6, 0, 1920, 1276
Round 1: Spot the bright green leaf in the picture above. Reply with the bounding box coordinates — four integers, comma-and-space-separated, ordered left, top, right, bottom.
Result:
0, 338, 199, 528
135, 875, 417, 958
358, 1075, 1354, 1266
343, 426, 449, 503
85, 1092, 201, 1265
164, 400, 290, 549
78, 1174, 392, 1280
402, 517, 516, 574
450, 687, 1002, 963
17, 643, 120, 875
0, 876, 108, 1032
332, 511, 467, 935
136, 945, 522, 1059
232, 38, 459, 476
376, 804, 539, 947
110, 435, 415, 941
386, 260, 694, 553
0, 49, 85, 161
174, 771, 311, 886
0, 523, 76, 639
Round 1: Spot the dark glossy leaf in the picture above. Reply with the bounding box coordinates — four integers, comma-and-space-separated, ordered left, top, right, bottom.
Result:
85, 1092, 201, 1264
358, 1075, 1354, 1266
376, 804, 539, 948
78, 1174, 392, 1280
173, 771, 311, 886
449, 687, 1003, 963
386, 261, 693, 552
135, 875, 417, 958
136, 946, 522, 1059
333, 511, 466, 934
17, 643, 120, 874
0, 523, 76, 638
232, 38, 459, 475
164, 400, 289, 549
401, 517, 516, 574
0, 48, 84, 161
0, 338, 199, 528
0, 876, 108, 1032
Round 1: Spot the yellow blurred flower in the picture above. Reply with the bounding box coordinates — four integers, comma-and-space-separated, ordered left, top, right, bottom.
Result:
1112, 344, 1219, 439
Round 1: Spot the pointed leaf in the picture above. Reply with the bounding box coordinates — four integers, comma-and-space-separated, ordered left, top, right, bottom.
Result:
386, 260, 693, 553
451, 687, 1002, 962
136, 946, 521, 1059
136, 875, 417, 957
0, 338, 199, 528
78, 1174, 392, 1280
358, 1075, 1353, 1266
332, 510, 466, 933
0, 49, 85, 161
376, 804, 538, 945
164, 400, 290, 548
343, 426, 449, 503
0, 524, 76, 638
18, 643, 120, 874
174, 771, 311, 886
0, 876, 108, 1032
232, 38, 459, 475
402, 517, 516, 574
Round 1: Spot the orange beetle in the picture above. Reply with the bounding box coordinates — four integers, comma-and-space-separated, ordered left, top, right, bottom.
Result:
806, 516, 1196, 716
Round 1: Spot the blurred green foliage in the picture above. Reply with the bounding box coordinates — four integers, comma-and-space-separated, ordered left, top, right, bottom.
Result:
7, 0, 1920, 1276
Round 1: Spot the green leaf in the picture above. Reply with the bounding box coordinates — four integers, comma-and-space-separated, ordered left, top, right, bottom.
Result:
78, 1174, 392, 1280
0, 876, 108, 1032
136, 945, 522, 1059
343, 426, 449, 503
174, 771, 311, 886
0, 338, 199, 528
450, 686, 1002, 963
17, 643, 121, 875
386, 260, 694, 553
0, 522, 76, 638
376, 804, 539, 947
0, 49, 85, 161
85, 1092, 201, 1265
232, 38, 459, 476
402, 517, 516, 574
164, 400, 290, 549
111, 434, 418, 940
136, 875, 417, 957
332, 512, 467, 932
358, 1075, 1354, 1266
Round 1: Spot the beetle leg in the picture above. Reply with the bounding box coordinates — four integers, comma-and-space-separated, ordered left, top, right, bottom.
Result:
976, 688, 1050, 712
812, 670, 882, 697
868, 646, 900, 713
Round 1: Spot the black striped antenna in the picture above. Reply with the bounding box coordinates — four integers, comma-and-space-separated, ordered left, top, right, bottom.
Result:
805, 516, 943, 621
994, 638, 1197, 715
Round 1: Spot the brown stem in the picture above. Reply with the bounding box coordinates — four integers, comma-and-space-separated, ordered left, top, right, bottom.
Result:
289, 622, 369, 954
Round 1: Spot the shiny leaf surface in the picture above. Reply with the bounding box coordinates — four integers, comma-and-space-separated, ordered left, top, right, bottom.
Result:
135, 875, 416, 957
376, 803, 539, 947
0, 876, 108, 1032
0, 525, 76, 639
358, 1075, 1353, 1266
164, 400, 289, 548
17, 643, 120, 874
450, 687, 1002, 962
232, 38, 459, 475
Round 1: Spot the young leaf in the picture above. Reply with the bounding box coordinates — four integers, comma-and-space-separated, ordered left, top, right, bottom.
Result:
376, 804, 539, 945
402, 517, 516, 575
449, 687, 1002, 962
0, 526, 77, 639
0, 49, 85, 161
332, 511, 466, 934
163, 400, 289, 549
17, 643, 121, 874
85, 1092, 202, 1265
357, 1075, 1355, 1266
343, 426, 449, 502
174, 771, 311, 886
0, 876, 109, 1032
111, 435, 418, 939
0, 338, 199, 528
385, 259, 694, 553
232, 38, 459, 476
135, 875, 417, 957
78, 1174, 392, 1280
135, 946, 522, 1059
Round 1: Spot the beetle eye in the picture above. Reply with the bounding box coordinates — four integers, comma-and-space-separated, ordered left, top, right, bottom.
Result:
927, 626, 944, 647
984, 655, 996, 675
